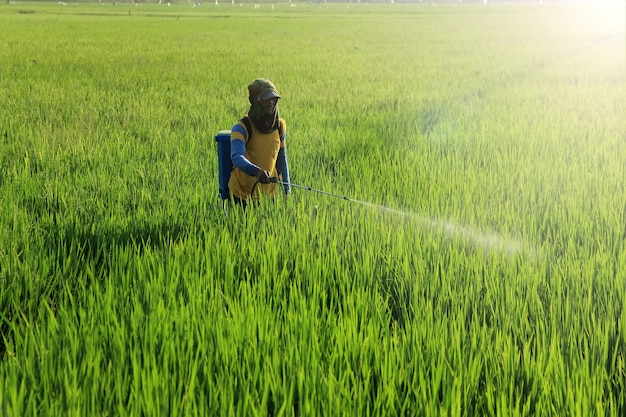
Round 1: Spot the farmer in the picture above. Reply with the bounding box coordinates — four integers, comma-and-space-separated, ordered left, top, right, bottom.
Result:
228, 78, 291, 207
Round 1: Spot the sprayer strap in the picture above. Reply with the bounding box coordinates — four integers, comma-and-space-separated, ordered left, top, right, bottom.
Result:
241, 116, 253, 144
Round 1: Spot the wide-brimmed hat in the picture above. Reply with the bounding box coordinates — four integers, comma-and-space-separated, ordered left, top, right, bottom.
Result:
248, 78, 281, 102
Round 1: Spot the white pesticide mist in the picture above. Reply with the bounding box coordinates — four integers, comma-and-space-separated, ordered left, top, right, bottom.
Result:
353, 200, 538, 259
290, 180, 538, 259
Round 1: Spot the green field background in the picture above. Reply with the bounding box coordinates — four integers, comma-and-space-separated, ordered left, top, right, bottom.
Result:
1, 2, 625, 416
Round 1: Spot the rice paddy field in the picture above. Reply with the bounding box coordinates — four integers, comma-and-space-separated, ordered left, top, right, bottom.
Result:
1, 0, 625, 415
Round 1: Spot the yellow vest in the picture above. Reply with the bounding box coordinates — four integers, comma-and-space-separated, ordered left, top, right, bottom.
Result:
228, 118, 286, 200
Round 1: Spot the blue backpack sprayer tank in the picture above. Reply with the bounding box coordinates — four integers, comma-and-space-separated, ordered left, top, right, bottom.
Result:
214, 130, 232, 211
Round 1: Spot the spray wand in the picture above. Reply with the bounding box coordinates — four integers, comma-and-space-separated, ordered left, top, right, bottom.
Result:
270, 177, 352, 201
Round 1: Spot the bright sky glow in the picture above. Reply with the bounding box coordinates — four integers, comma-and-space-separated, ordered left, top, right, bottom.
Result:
581, 1, 626, 34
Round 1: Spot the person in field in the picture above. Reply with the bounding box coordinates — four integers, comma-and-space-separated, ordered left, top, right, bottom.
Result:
228, 78, 291, 207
